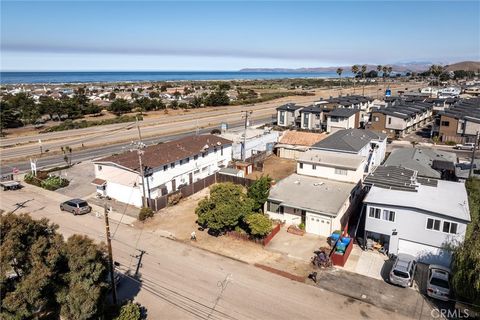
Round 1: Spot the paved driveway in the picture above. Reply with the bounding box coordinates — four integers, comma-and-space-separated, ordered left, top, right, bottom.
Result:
266, 226, 329, 261
53, 161, 96, 199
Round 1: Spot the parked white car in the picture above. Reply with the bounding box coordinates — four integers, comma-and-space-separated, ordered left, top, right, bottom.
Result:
454, 143, 475, 151
426, 265, 451, 301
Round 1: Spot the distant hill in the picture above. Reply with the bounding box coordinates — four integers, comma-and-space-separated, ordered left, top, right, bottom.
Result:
445, 61, 480, 72
240, 61, 479, 74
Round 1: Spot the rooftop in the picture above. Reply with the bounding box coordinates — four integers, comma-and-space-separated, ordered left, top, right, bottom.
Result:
95, 134, 232, 172
299, 149, 365, 170
268, 174, 355, 216
328, 108, 359, 118
278, 130, 327, 146
384, 148, 457, 179
276, 103, 303, 111
312, 129, 386, 153
364, 179, 470, 222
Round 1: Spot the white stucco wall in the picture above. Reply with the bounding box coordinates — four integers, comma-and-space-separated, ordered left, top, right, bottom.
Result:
297, 162, 365, 183
327, 116, 355, 133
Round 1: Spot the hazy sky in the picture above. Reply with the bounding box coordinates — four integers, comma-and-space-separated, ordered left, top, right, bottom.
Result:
1, 0, 479, 71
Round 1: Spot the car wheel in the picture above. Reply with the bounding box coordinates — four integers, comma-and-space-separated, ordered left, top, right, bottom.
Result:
60, 206, 64, 211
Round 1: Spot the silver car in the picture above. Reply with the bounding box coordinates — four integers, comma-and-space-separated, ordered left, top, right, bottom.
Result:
389, 253, 417, 287
60, 199, 92, 215
427, 265, 451, 301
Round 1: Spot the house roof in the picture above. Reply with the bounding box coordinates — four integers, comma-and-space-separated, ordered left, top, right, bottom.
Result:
268, 174, 355, 216
364, 166, 420, 192
95, 134, 232, 172
312, 129, 386, 153
91, 178, 106, 186
383, 148, 457, 179
276, 103, 303, 111
278, 130, 327, 146
299, 149, 365, 170
364, 180, 470, 222
327, 108, 359, 118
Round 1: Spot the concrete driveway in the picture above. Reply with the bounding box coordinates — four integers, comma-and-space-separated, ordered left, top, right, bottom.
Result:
266, 226, 329, 261
343, 245, 389, 280
52, 161, 96, 199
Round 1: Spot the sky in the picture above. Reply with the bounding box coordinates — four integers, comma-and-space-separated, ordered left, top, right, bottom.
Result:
1, 0, 479, 71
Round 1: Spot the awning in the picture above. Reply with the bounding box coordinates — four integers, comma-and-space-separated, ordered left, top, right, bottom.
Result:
91, 178, 107, 186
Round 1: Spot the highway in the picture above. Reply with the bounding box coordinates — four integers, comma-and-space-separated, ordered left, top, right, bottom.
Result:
0, 116, 271, 174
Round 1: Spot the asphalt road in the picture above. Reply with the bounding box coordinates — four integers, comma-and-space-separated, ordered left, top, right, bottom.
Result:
0, 116, 271, 174
0, 183, 412, 320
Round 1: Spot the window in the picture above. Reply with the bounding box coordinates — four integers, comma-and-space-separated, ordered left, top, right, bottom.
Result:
279, 111, 285, 124
443, 221, 458, 234
335, 168, 348, 175
170, 162, 175, 169
299, 162, 303, 169
221, 146, 224, 156
267, 201, 280, 213
388, 117, 392, 125
441, 121, 450, 127
382, 210, 395, 222
303, 113, 309, 127
426, 218, 441, 231
312, 164, 317, 170
185, 157, 190, 163
369, 207, 381, 219
330, 116, 339, 122
194, 155, 199, 160
315, 114, 320, 119
163, 165, 168, 171
98, 165, 102, 171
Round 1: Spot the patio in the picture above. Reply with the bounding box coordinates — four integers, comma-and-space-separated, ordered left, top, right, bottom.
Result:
265, 226, 329, 262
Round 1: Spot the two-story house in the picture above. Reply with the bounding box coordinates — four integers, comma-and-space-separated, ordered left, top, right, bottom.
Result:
276, 103, 303, 127
326, 108, 361, 133
92, 134, 232, 207
362, 166, 470, 266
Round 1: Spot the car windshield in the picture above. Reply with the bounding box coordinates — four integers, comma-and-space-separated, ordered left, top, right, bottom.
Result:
393, 270, 409, 278
430, 277, 449, 289
78, 202, 88, 207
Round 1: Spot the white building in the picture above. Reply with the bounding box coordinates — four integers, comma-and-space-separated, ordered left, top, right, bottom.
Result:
311, 129, 387, 172
92, 134, 233, 207
265, 174, 359, 237
363, 166, 470, 266
326, 108, 361, 133
220, 127, 279, 160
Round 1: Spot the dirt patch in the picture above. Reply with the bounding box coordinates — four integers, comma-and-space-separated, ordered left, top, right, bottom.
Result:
247, 155, 296, 181
254, 263, 305, 282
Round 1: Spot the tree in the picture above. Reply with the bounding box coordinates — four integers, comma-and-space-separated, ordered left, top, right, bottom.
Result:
244, 213, 272, 238
148, 91, 159, 99
451, 178, 480, 305
0, 213, 109, 320
204, 90, 230, 106
351, 65, 359, 93
6, 93, 38, 124
376, 65, 383, 98
61, 145, 73, 166
189, 96, 204, 108
108, 99, 133, 115
109, 92, 117, 100
160, 85, 168, 92
336, 68, 343, 90
361, 65, 367, 96
0, 101, 23, 134
196, 183, 254, 234
114, 301, 142, 320
247, 176, 272, 212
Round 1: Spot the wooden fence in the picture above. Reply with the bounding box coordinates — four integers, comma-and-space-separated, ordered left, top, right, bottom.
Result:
144, 172, 256, 211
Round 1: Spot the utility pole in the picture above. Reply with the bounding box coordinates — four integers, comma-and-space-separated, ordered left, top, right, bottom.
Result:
104, 203, 117, 305
469, 131, 479, 178
134, 118, 148, 208
133, 249, 146, 278
241, 111, 252, 161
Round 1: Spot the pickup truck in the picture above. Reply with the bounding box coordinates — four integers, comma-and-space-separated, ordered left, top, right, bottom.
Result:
0, 181, 22, 191
454, 143, 476, 151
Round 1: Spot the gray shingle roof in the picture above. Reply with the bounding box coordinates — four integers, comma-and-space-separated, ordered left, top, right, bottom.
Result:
312, 129, 386, 153
276, 103, 303, 111
328, 108, 359, 118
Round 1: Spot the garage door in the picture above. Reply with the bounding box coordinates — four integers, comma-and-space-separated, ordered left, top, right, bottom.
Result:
398, 239, 452, 266
306, 213, 331, 237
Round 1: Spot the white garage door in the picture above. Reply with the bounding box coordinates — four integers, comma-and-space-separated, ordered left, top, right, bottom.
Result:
398, 239, 452, 266
306, 213, 331, 236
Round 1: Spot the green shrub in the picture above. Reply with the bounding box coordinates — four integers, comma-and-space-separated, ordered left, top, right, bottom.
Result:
40, 175, 69, 190
298, 222, 305, 230
24, 173, 42, 187
244, 213, 272, 238
138, 207, 154, 221
445, 141, 457, 146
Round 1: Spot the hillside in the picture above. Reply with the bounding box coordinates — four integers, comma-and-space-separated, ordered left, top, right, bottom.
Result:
445, 61, 480, 72
240, 63, 431, 73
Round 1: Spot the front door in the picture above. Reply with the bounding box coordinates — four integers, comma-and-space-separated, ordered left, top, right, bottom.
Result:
171, 179, 176, 192
189, 173, 193, 184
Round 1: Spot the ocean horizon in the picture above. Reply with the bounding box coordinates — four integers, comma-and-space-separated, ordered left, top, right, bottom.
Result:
0, 71, 353, 84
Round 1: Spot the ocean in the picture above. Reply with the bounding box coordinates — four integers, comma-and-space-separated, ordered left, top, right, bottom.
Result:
0, 71, 350, 84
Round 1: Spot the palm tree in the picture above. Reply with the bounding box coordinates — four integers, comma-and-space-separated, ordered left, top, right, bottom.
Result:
351, 65, 359, 93
387, 66, 393, 76
376, 65, 382, 98
336, 68, 344, 91
382, 66, 388, 94
361, 65, 367, 96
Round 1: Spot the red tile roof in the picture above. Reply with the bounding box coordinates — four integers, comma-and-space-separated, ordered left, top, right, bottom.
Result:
95, 134, 232, 172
